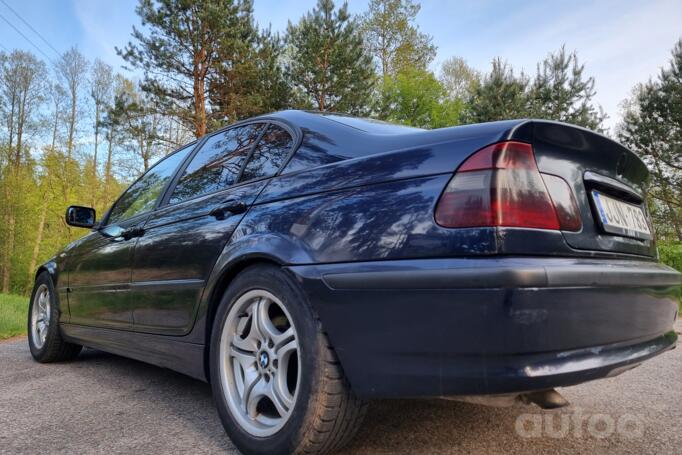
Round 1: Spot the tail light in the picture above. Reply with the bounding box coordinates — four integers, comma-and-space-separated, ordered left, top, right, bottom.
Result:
435, 141, 581, 231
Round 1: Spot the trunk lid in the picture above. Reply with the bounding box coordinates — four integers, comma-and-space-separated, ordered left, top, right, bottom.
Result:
511, 120, 655, 257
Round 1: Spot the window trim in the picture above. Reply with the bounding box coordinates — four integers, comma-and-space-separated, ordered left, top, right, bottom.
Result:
157, 118, 300, 209
100, 141, 198, 227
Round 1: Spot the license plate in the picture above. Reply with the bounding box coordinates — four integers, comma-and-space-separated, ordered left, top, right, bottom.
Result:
591, 190, 651, 240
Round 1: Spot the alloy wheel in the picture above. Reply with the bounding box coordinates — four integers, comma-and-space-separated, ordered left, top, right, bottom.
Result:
31, 284, 51, 349
219, 289, 300, 437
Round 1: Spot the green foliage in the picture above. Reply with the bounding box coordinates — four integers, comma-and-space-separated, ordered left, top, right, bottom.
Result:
439, 56, 480, 101
118, 0, 259, 137
465, 48, 605, 131
0, 293, 27, 339
658, 242, 682, 306
209, 28, 291, 126
466, 58, 529, 123
285, 0, 376, 114
658, 242, 682, 272
0, 2, 679, 301
618, 39, 682, 242
379, 68, 462, 128
361, 0, 436, 77
528, 46, 606, 131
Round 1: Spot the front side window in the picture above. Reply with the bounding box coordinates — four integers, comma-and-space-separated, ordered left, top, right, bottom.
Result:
107, 145, 192, 224
239, 125, 294, 182
169, 124, 263, 204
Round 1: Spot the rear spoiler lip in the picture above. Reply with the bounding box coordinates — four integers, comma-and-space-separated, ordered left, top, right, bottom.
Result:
506, 119, 649, 188
583, 171, 644, 203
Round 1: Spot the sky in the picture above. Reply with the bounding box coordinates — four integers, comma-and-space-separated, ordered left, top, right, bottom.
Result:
0, 0, 681, 131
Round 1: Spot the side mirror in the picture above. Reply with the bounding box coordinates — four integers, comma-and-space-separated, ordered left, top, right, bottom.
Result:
65, 206, 96, 228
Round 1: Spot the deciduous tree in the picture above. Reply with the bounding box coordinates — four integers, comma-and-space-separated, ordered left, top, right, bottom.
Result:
379, 67, 461, 128
439, 56, 480, 101
361, 0, 435, 77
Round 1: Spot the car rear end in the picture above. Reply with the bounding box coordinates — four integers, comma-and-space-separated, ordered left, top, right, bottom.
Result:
288, 119, 680, 399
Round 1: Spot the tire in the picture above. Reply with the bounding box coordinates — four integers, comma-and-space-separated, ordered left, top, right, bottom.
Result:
27, 272, 82, 362
210, 264, 367, 455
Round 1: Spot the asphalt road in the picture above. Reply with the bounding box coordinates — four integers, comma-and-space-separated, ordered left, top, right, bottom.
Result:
1, 321, 680, 455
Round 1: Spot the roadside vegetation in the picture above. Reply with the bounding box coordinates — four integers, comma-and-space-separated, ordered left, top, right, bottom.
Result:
0, 293, 27, 340
0, 0, 680, 302
658, 243, 682, 308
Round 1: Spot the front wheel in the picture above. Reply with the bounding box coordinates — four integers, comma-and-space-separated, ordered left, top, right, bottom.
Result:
28, 272, 82, 362
210, 265, 367, 455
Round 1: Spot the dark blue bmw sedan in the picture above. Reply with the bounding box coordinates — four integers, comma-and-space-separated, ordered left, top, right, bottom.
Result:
28, 111, 680, 454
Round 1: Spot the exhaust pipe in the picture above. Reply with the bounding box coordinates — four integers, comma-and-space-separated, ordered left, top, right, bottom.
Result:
442, 388, 569, 409
521, 389, 569, 409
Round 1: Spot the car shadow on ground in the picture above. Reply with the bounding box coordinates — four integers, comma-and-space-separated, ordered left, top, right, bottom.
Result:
63, 348, 560, 454
40, 338, 678, 455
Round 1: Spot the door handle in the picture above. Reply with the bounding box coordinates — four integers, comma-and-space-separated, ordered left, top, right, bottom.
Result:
209, 199, 247, 220
120, 227, 145, 240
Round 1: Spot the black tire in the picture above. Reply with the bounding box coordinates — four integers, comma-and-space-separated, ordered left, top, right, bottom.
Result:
27, 272, 82, 362
210, 264, 367, 455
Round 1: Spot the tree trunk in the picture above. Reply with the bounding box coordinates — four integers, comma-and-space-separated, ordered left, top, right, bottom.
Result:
92, 103, 100, 207
26, 200, 48, 293
2, 211, 15, 293
104, 130, 113, 199
94, 104, 100, 176
7, 91, 16, 153
67, 92, 77, 159
51, 109, 59, 152
654, 160, 682, 240
193, 43, 208, 138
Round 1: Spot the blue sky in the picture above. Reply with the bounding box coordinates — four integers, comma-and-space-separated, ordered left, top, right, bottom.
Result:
0, 0, 681, 131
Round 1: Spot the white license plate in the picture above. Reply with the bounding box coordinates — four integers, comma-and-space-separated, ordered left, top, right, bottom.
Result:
591, 191, 651, 239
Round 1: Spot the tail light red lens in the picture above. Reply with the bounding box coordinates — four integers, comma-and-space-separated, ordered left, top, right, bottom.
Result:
435, 141, 580, 231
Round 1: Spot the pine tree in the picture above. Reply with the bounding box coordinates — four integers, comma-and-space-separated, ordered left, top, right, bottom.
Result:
529, 46, 605, 131
466, 58, 529, 123
209, 25, 290, 124
618, 39, 682, 241
286, 0, 376, 114
118, 0, 255, 137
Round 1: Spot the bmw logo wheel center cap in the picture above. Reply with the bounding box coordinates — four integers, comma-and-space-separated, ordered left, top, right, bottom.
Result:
259, 351, 270, 369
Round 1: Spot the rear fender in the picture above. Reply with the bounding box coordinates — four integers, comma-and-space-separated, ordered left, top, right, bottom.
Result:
188, 233, 314, 379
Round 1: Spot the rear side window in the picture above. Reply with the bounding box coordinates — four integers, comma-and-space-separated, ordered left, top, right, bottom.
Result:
240, 125, 293, 182
108, 144, 193, 224
170, 124, 263, 204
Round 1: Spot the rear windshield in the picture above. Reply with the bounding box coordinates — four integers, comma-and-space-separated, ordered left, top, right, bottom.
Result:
322, 114, 423, 134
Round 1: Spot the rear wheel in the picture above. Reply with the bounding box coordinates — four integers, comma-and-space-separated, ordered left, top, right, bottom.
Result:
210, 264, 367, 455
28, 272, 82, 362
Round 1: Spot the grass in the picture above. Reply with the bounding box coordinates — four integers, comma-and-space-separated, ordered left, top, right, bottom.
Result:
0, 293, 28, 340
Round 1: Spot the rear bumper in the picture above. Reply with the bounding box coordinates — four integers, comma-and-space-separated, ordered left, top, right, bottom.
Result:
287, 257, 680, 398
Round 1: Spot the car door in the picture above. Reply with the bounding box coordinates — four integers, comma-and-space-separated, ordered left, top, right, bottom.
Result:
130, 122, 295, 335
66, 145, 193, 329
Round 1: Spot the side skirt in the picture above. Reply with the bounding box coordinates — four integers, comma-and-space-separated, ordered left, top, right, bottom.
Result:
60, 323, 207, 382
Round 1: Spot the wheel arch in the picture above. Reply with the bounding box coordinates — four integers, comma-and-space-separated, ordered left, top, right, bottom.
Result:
35, 259, 58, 284
199, 232, 316, 381
202, 253, 286, 382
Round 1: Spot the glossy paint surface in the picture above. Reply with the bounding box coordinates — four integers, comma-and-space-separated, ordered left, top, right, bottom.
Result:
37, 111, 680, 396
131, 179, 268, 335
287, 257, 679, 396
66, 214, 148, 328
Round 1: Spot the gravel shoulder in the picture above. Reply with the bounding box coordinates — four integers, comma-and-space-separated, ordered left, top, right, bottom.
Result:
1, 321, 680, 454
